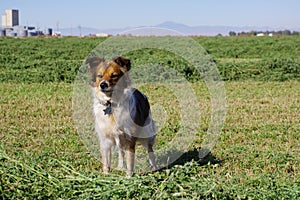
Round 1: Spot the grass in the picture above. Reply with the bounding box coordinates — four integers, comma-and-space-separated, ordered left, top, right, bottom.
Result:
0, 35, 299, 199
1, 36, 299, 83
0, 81, 299, 199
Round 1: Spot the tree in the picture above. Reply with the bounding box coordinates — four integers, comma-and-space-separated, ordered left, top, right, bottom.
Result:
282, 29, 291, 35
229, 31, 237, 36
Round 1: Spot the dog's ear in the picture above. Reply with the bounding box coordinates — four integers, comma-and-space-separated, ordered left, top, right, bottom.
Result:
113, 56, 131, 71
85, 56, 104, 86
85, 56, 104, 70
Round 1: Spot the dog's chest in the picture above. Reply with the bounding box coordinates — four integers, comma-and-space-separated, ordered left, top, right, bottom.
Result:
94, 102, 132, 149
94, 103, 117, 131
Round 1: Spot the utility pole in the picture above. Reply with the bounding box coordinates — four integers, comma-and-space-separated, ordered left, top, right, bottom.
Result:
78, 25, 82, 37
56, 21, 60, 32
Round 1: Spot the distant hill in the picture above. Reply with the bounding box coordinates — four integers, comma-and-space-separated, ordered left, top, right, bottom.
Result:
153, 21, 293, 36
59, 21, 300, 36
59, 27, 101, 36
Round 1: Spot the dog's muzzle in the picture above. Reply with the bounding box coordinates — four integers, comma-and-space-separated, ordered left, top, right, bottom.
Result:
100, 81, 113, 94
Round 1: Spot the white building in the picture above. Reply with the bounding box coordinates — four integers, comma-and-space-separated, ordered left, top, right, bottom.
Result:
256, 33, 265, 37
2, 9, 19, 28
96, 32, 109, 37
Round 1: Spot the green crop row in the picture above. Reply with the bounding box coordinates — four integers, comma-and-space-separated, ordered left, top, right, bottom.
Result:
218, 57, 300, 81
0, 36, 299, 83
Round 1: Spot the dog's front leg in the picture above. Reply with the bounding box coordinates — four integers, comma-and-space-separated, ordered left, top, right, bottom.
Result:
101, 147, 111, 174
114, 136, 125, 170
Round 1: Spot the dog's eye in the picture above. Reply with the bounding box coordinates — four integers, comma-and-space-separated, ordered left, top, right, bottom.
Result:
111, 74, 119, 79
97, 74, 103, 78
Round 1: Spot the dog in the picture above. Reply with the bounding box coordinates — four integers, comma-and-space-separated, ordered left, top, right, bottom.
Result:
86, 56, 157, 177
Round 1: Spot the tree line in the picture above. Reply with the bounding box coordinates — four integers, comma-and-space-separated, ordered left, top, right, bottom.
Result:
229, 30, 300, 36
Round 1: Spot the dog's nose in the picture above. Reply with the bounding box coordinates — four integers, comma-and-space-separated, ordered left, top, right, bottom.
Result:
100, 81, 108, 89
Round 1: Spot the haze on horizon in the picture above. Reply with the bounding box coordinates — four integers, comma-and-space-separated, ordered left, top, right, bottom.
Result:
1, 0, 299, 31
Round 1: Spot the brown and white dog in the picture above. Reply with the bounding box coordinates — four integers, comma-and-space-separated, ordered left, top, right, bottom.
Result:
86, 56, 157, 177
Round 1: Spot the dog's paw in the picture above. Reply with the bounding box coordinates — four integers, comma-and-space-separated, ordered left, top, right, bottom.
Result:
117, 164, 124, 171
151, 165, 158, 172
102, 166, 111, 174
126, 170, 134, 178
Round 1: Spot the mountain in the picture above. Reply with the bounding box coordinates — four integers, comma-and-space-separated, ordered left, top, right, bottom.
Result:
59, 27, 101, 36
155, 21, 274, 36
59, 21, 300, 36
157, 21, 190, 30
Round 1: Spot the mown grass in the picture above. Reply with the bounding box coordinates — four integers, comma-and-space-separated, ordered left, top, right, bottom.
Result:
0, 36, 299, 199
0, 81, 299, 199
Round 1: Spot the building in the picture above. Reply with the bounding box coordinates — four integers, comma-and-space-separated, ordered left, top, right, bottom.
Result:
256, 33, 265, 37
0, 9, 52, 37
2, 9, 19, 28
96, 32, 109, 37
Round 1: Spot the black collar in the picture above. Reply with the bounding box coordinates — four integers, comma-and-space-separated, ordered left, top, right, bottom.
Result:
100, 101, 118, 115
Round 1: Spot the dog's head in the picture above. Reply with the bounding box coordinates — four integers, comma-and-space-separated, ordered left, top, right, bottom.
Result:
86, 56, 131, 97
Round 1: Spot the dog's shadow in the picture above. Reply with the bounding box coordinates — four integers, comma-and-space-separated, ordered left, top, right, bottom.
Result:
113, 148, 222, 176
156, 148, 222, 172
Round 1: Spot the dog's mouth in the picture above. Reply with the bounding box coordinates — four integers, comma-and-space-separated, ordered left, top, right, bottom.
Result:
101, 88, 113, 94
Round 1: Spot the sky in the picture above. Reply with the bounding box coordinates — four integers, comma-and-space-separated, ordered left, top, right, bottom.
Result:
1, 0, 300, 30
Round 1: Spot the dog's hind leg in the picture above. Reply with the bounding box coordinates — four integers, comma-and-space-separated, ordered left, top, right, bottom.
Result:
147, 146, 157, 172
117, 149, 125, 170
148, 151, 157, 171
125, 139, 136, 177
126, 150, 135, 177
140, 138, 157, 171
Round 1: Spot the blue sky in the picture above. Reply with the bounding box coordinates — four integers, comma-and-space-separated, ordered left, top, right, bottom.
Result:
1, 0, 300, 30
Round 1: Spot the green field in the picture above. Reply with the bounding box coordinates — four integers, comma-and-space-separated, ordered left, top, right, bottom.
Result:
0, 36, 299, 199
1, 36, 299, 82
